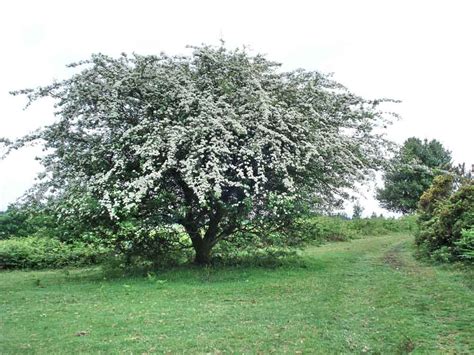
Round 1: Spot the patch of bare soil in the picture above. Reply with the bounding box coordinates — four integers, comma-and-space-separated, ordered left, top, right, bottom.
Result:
382, 244, 405, 270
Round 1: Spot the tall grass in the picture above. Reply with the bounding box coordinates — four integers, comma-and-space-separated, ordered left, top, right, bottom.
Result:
301, 215, 417, 244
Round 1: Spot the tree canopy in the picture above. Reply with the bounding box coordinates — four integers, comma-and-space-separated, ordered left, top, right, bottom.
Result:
3, 44, 395, 264
376, 137, 452, 214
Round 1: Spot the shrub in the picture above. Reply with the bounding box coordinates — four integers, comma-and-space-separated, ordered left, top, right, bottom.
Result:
429, 246, 454, 263
0, 205, 61, 240
416, 176, 474, 262
0, 236, 111, 269
302, 216, 357, 242
0, 207, 30, 239
212, 243, 300, 267
454, 228, 474, 263
296, 215, 416, 245
348, 215, 417, 236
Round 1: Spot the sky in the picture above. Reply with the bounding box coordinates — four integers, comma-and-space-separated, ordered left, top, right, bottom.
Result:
0, 0, 473, 214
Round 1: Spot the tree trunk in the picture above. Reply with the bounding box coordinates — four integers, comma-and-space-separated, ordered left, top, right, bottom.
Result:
185, 227, 214, 265
183, 202, 223, 265
193, 239, 213, 265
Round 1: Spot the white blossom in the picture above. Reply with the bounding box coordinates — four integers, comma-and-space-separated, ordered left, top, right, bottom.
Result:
4, 44, 396, 263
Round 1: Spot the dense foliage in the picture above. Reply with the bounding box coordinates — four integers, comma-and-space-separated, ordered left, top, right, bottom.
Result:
3, 44, 395, 264
302, 214, 416, 243
377, 137, 452, 214
455, 228, 474, 262
0, 215, 416, 269
0, 236, 109, 269
0, 207, 31, 239
416, 175, 474, 262
0, 205, 58, 240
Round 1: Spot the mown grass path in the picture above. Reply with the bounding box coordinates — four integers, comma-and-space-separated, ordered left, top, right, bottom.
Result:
1, 234, 473, 354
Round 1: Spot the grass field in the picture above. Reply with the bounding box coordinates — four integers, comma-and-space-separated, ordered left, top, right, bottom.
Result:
1, 234, 473, 354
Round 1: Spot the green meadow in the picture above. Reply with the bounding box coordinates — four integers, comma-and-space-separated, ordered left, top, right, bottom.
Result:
1, 234, 472, 354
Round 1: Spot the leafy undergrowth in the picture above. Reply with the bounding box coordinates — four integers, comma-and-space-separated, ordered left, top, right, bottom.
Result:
1, 234, 472, 354
0, 236, 110, 269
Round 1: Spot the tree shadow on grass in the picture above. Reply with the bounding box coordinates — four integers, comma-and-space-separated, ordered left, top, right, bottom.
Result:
98, 251, 311, 284
2, 251, 313, 290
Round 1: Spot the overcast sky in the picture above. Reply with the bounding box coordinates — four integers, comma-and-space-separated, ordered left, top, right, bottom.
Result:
0, 0, 473, 214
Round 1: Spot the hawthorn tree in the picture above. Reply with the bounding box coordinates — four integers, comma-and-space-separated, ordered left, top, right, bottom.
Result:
377, 137, 452, 214
3, 45, 395, 264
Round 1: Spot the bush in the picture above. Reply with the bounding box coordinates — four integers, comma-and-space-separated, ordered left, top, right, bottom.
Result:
416, 175, 474, 262
211, 230, 301, 267
348, 215, 417, 236
110, 222, 194, 267
0, 208, 30, 239
0, 205, 61, 240
301, 216, 358, 242
299, 215, 416, 244
0, 236, 111, 269
0, 215, 418, 270
454, 228, 474, 263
